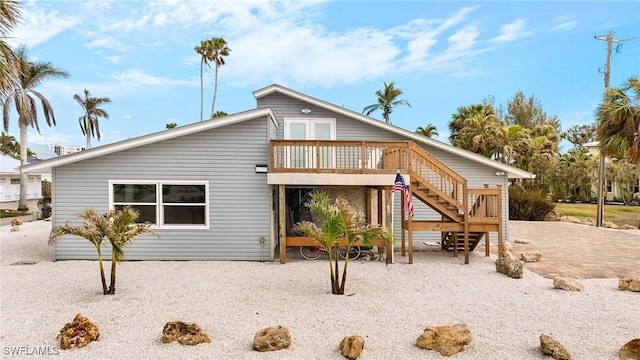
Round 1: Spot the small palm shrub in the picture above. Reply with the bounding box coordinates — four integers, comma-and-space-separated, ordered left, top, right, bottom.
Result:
509, 187, 555, 221
49, 207, 157, 295
294, 192, 392, 295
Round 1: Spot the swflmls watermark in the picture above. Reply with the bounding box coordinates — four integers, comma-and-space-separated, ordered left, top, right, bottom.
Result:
2, 346, 60, 356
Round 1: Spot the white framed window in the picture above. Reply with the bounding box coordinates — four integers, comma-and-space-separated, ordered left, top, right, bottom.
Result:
284, 118, 336, 168
109, 180, 209, 229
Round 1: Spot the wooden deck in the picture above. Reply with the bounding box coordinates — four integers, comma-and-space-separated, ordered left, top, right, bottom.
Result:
270, 140, 504, 264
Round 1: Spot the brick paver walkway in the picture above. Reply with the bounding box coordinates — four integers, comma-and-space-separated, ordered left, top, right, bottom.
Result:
508, 220, 640, 279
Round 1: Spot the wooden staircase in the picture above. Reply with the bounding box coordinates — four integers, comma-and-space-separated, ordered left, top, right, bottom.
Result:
396, 143, 504, 264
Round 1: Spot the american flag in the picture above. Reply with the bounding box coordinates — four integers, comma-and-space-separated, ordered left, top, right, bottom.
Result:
393, 172, 414, 217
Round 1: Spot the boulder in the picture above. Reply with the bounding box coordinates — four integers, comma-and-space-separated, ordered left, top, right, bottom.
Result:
621, 224, 638, 230
553, 277, 584, 292
504, 241, 513, 251
162, 321, 210, 345
619, 277, 640, 292
10, 217, 22, 226
416, 323, 471, 357
540, 334, 571, 360
57, 314, 100, 350
603, 221, 618, 229
495, 257, 524, 279
339, 335, 364, 359
514, 238, 530, 244
253, 326, 291, 352
521, 251, 542, 262
620, 338, 640, 360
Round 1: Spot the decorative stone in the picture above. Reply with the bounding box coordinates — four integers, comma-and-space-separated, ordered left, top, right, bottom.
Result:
504, 241, 513, 251
619, 277, 640, 292
495, 257, 524, 279
521, 251, 542, 262
10, 217, 22, 226
620, 338, 640, 360
162, 321, 211, 345
622, 224, 638, 230
416, 323, 471, 357
553, 277, 584, 291
514, 238, 530, 244
339, 335, 364, 359
540, 334, 571, 360
603, 221, 618, 229
57, 314, 100, 350
253, 326, 291, 352
10, 225, 20, 232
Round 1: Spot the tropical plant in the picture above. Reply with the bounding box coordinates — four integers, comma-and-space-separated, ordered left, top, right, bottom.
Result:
165, 122, 177, 129
293, 192, 392, 295
0, 131, 18, 158
74, 88, 111, 149
595, 76, 640, 164
211, 110, 227, 118
207, 37, 230, 118
2, 45, 69, 211
0, 0, 21, 99
562, 124, 597, 150
448, 103, 495, 145
416, 123, 438, 138
194, 40, 212, 122
49, 207, 157, 295
362, 82, 411, 124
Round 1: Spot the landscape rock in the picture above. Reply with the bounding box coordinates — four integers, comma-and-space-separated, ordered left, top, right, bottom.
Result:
565, 216, 581, 224
339, 335, 364, 359
10, 217, 22, 226
162, 321, 210, 345
503, 241, 513, 251
582, 217, 595, 226
620, 338, 640, 360
514, 238, 531, 244
622, 224, 638, 230
57, 314, 100, 350
10, 225, 20, 232
253, 326, 291, 352
416, 323, 471, 357
619, 277, 640, 292
495, 257, 524, 279
553, 277, 584, 291
603, 221, 618, 229
540, 334, 571, 360
521, 251, 542, 262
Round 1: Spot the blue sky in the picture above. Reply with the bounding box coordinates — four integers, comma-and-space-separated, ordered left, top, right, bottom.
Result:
4, 0, 640, 153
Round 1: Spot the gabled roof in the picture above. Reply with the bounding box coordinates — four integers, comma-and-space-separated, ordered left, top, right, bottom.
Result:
254, 84, 535, 179
22, 107, 278, 173
1, 155, 20, 173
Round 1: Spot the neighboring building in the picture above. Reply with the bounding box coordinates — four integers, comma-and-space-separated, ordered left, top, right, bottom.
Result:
0, 155, 42, 203
47, 144, 85, 156
23, 84, 535, 263
584, 141, 640, 202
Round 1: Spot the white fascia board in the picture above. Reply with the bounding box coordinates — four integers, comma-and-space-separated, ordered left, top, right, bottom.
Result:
22, 107, 277, 173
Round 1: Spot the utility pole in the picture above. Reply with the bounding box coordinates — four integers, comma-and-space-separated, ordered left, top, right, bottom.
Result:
594, 31, 632, 227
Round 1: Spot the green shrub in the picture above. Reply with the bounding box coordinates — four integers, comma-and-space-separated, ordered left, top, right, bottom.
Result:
509, 187, 555, 221
37, 196, 51, 219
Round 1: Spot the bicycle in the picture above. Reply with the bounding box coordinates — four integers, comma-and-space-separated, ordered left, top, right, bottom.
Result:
299, 245, 362, 260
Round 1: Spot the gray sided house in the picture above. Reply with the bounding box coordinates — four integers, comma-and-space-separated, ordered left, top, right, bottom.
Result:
22, 84, 534, 263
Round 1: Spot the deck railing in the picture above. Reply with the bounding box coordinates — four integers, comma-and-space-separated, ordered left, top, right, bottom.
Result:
270, 140, 411, 174
467, 187, 502, 222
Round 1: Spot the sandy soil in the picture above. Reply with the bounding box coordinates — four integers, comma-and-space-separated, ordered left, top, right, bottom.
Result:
0, 220, 638, 359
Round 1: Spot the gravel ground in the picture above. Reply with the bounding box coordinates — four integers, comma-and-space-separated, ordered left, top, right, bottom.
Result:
1, 220, 638, 359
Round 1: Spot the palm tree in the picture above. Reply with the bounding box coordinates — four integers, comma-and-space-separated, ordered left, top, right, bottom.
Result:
2, 45, 69, 211
49, 207, 157, 295
74, 89, 111, 149
0, 131, 19, 158
194, 40, 212, 122
0, 0, 21, 99
294, 192, 391, 295
362, 82, 411, 124
596, 76, 640, 164
206, 37, 230, 118
416, 123, 438, 138
211, 110, 227, 118
165, 122, 177, 129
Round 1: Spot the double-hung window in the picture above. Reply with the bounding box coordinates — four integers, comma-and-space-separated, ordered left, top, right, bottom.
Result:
110, 181, 208, 228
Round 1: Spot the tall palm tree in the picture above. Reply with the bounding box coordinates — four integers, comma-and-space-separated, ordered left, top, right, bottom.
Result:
74, 88, 111, 149
194, 39, 212, 122
0, 0, 21, 99
362, 82, 411, 124
416, 123, 439, 138
596, 76, 640, 164
206, 37, 230, 119
2, 45, 70, 211
0, 131, 19, 158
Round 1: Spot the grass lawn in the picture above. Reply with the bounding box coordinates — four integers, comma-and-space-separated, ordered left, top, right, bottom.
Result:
554, 202, 640, 227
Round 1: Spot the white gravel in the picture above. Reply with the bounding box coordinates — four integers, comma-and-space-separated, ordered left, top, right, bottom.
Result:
1, 220, 638, 359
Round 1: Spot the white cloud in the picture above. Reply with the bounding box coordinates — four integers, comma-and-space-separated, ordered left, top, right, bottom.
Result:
85, 38, 131, 52
550, 20, 578, 32
7, 4, 79, 48
491, 19, 532, 43
111, 69, 197, 88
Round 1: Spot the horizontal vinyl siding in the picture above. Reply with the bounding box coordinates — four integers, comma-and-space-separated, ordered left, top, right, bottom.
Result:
52, 117, 272, 261
259, 93, 509, 245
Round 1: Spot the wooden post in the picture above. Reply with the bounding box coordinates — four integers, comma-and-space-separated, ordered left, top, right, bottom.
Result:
400, 193, 405, 257
485, 232, 490, 257
366, 187, 372, 224
385, 186, 392, 264
377, 188, 383, 226
278, 184, 287, 264
497, 184, 504, 258
463, 181, 470, 264
407, 181, 413, 265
